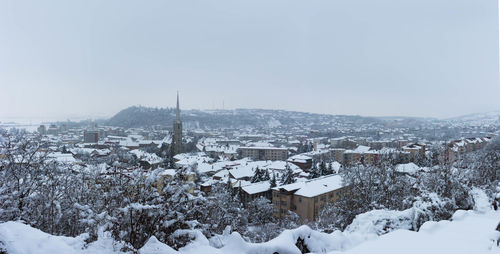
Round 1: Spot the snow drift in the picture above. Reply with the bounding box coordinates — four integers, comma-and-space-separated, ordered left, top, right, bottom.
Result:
2, 209, 499, 254
1, 189, 499, 254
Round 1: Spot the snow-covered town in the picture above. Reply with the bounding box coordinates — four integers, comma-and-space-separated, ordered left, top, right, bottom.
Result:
1, 94, 499, 253
1, 0, 500, 253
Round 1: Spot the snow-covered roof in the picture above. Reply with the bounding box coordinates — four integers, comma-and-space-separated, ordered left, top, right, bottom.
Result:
242, 181, 271, 195
130, 149, 163, 164
203, 144, 239, 154
213, 169, 229, 179
138, 140, 163, 145
90, 149, 111, 156
174, 153, 215, 171
47, 152, 76, 164
273, 174, 344, 197
288, 154, 312, 163
395, 163, 420, 174
238, 146, 288, 151
267, 161, 300, 171
402, 144, 424, 150
159, 169, 176, 177
354, 145, 371, 153
229, 167, 255, 179
119, 140, 139, 147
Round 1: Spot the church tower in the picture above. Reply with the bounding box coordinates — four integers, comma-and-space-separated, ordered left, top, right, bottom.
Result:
172, 91, 183, 155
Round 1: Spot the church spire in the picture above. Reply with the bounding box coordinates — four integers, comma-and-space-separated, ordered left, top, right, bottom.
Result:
172, 91, 183, 156
176, 91, 180, 121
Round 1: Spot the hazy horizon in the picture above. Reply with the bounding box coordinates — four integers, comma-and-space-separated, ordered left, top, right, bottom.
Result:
1, 104, 499, 125
1, 0, 499, 119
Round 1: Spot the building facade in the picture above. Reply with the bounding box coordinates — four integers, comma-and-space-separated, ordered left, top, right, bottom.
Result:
83, 131, 99, 143
237, 147, 288, 161
37, 125, 46, 135
271, 175, 347, 222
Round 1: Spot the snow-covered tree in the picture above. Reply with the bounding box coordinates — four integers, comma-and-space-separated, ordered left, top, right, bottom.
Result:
247, 196, 275, 225
280, 164, 295, 185
270, 173, 277, 188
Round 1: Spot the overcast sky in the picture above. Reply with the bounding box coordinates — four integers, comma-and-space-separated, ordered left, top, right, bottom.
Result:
0, 0, 499, 120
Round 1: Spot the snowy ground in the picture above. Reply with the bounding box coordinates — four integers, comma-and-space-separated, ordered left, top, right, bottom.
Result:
1, 190, 499, 254
330, 210, 500, 254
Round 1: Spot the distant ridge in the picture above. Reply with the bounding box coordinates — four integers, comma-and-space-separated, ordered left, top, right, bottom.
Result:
105, 106, 382, 129
444, 111, 500, 126
105, 106, 500, 129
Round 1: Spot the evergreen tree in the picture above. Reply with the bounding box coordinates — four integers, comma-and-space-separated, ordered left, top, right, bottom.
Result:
250, 167, 262, 183
319, 161, 327, 176
234, 181, 244, 203
297, 142, 304, 153
251, 167, 271, 183
325, 162, 334, 175
280, 164, 295, 185
263, 169, 271, 181
270, 172, 277, 188
168, 154, 176, 169
226, 176, 233, 194
309, 162, 321, 179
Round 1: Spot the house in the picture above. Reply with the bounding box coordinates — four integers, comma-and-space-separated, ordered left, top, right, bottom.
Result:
156, 168, 196, 194
200, 179, 216, 193
287, 154, 312, 170
130, 149, 164, 169
228, 167, 255, 181
156, 169, 176, 193
47, 152, 77, 164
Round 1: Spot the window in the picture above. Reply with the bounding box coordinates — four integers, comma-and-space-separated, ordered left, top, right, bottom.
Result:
328, 193, 333, 199
314, 197, 318, 203
320, 195, 326, 201
298, 197, 302, 203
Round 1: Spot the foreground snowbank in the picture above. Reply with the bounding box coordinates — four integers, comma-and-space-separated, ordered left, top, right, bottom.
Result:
2, 189, 499, 254
2, 209, 499, 254
0, 221, 124, 254
330, 209, 500, 254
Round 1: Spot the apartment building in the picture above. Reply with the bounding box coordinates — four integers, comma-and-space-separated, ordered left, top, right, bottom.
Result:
240, 181, 272, 205
271, 175, 347, 222
237, 147, 288, 161
402, 143, 425, 162
330, 148, 345, 164
446, 137, 491, 163
83, 130, 99, 143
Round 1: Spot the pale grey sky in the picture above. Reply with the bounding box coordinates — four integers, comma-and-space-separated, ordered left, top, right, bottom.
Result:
0, 0, 499, 120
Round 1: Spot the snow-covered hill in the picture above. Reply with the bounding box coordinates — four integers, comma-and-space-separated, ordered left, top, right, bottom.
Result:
105, 106, 383, 130
446, 111, 500, 127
